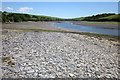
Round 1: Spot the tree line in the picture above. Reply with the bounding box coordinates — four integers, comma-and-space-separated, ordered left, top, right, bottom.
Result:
1, 11, 64, 23
1, 11, 119, 23
72, 13, 120, 22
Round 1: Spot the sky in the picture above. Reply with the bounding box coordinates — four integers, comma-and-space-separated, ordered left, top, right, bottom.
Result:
2, 2, 118, 18
2, 0, 119, 2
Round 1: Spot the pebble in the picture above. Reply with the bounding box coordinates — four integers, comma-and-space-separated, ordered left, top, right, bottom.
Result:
27, 69, 34, 73
34, 73, 38, 76
69, 73, 74, 77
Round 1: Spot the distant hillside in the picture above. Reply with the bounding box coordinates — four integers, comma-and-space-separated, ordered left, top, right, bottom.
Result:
72, 13, 120, 22
99, 15, 120, 21
1, 11, 64, 23
1, 12, 119, 22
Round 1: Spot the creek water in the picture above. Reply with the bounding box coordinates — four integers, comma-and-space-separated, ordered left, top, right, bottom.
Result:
54, 22, 119, 36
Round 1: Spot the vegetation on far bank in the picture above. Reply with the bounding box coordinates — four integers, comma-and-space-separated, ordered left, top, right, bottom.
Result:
1, 11, 64, 23
1, 11, 120, 23
78, 21, 119, 24
72, 13, 120, 22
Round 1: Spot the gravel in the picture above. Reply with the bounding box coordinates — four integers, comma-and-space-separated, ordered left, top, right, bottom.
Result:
2, 29, 119, 78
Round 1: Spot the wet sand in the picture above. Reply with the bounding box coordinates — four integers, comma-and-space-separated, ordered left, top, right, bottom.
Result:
2, 22, 64, 30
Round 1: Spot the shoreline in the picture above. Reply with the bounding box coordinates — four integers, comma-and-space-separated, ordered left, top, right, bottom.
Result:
2, 21, 62, 30
2, 21, 119, 41
71, 21, 119, 29
2, 28, 119, 42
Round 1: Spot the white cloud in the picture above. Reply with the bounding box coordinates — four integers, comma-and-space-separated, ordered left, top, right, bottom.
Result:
6, 7, 13, 10
19, 7, 33, 12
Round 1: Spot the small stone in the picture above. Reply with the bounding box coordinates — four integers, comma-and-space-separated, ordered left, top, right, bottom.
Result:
20, 67, 24, 70
34, 73, 38, 76
35, 69, 38, 72
38, 74, 44, 77
69, 73, 74, 77
27, 69, 34, 73
14, 47, 19, 50
24, 67, 31, 70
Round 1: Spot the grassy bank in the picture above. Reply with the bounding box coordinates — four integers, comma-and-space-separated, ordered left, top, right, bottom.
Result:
72, 21, 119, 30
80, 21, 119, 24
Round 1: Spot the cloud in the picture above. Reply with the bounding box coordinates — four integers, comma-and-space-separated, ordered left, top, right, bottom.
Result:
19, 7, 33, 12
6, 7, 13, 10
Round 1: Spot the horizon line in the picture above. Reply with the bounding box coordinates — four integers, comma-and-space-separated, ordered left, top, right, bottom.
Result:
1, 11, 118, 19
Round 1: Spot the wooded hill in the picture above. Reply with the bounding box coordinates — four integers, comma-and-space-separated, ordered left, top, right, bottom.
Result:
0, 11, 120, 22
72, 13, 120, 22
1, 11, 64, 22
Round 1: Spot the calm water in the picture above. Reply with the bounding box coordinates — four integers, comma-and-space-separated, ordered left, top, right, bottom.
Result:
54, 22, 119, 36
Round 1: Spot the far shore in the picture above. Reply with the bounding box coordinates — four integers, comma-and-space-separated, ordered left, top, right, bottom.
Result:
71, 21, 119, 29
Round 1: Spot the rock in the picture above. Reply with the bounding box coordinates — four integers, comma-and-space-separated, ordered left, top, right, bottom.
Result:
34, 73, 38, 76
27, 69, 34, 73
24, 67, 32, 70
69, 73, 74, 77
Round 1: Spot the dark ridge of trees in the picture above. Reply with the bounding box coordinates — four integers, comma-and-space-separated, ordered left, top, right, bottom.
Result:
1, 11, 64, 23
1, 11, 120, 23
72, 13, 120, 22
83, 13, 115, 21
